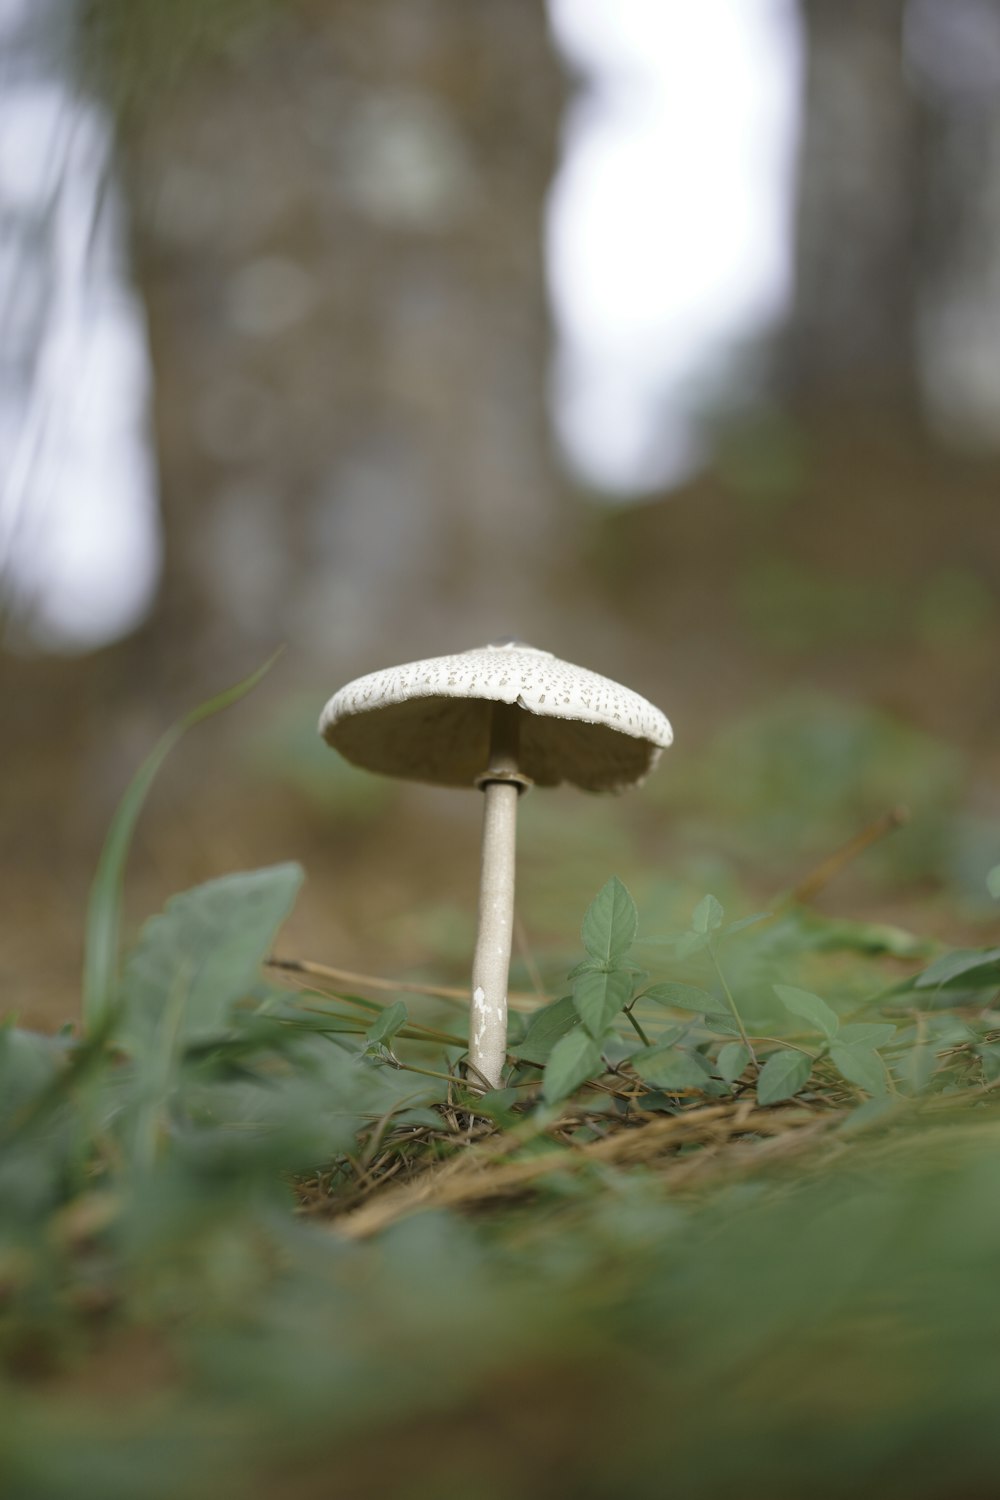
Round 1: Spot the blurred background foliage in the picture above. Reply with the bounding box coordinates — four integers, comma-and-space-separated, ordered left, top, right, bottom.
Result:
1, 0, 998, 1026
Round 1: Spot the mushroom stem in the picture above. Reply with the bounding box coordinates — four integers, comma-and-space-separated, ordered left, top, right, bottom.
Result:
469, 704, 522, 1090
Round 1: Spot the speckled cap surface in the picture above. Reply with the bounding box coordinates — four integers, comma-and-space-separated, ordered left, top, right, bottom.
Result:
319, 642, 673, 791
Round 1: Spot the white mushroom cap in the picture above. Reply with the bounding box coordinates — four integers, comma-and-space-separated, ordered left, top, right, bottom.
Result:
319, 641, 673, 792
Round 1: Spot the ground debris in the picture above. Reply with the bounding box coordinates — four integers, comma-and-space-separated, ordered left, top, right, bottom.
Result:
303, 1094, 843, 1240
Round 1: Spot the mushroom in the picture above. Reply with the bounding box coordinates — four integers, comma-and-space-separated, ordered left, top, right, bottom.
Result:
319, 641, 672, 1090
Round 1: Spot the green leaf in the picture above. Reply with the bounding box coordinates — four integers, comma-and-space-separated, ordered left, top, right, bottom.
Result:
692, 894, 725, 934
362, 1043, 398, 1068
572, 969, 634, 1039
838, 1096, 899, 1135
674, 931, 711, 959
787, 910, 931, 958
637, 1023, 689, 1053
989, 865, 1000, 900
120, 864, 304, 1066
915, 948, 1000, 990
0, 1027, 64, 1127
705, 1013, 742, 1038
543, 1029, 605, 1104
467, 1088, 521, 1126
634, 1045, 712, 1093
773, 984, 840, 1040
581, 877, 638, 966
510, 995, 580, 1065
566, 958, 596, 980
837, 1022, 897, 1048
643, 982, 729, 1016
717, 1041, 751, 1083
896, 1043, 936, 1095
757, 1049, 813, 1106
82, 652, 282, 1034
829, 1041, 887, 1096
286, 1010, 366, 1035
366, 1001, 408, 1046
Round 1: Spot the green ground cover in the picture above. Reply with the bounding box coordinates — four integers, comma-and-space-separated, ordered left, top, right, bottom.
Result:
3, 674, 999, 1500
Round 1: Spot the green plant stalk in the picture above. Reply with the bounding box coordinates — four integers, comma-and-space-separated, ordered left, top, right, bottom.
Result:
624, 1005, 652, 1048
389, 1061, 467, 1086
708, 940, 757, 1068
293, 1004, 466, 1047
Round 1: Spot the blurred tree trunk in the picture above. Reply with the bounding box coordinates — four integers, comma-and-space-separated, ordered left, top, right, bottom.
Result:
785, 0, 922, 410
109, 0, 566, 696
906, 0, 1000, 446
0, 0, 569, 1023
786, 0, 1000, 441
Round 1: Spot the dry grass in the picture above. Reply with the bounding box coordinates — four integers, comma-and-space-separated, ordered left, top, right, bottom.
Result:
295, 1092, 844, 1239
295, 1051, 1000, 1243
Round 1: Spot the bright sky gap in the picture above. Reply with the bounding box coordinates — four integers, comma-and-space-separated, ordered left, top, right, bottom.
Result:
545, 0, 804, 495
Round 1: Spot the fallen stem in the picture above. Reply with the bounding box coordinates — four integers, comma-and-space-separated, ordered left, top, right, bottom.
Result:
267, 956, 544, 1011
780, 805, 911, 910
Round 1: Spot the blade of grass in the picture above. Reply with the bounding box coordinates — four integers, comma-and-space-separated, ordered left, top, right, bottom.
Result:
289, 1001, 467, 1048
82, 650, 283, 1034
